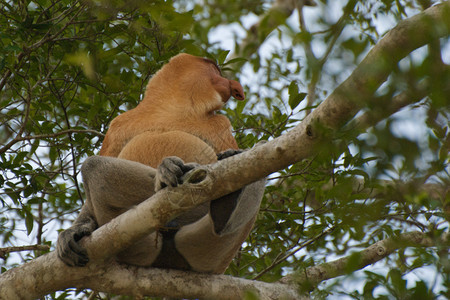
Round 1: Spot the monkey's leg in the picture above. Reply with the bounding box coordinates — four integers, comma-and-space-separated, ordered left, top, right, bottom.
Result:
58, 156, 163, 267
80, 156, 157, 225
174, 179, 266, 274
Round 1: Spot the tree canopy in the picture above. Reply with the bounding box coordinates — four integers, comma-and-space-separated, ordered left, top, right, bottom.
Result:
0, 0, 449, 299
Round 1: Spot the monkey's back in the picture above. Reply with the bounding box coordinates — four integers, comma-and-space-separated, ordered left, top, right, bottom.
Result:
117, 130, 218, 168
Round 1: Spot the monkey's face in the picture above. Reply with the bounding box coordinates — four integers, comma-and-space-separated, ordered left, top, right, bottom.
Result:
185, 55, 245, 114
145, 54, 245, 116
203, 58, 245, 103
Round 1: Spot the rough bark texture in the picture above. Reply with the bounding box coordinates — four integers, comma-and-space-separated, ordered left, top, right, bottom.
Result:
0, 252, 305, 299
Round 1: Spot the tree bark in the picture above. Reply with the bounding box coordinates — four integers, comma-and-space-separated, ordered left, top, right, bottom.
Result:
0, 252, 305, 300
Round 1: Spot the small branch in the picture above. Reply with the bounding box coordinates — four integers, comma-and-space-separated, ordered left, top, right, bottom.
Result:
302, 0, 357, 115
0, 2, 84, 93
230, 0, 316, 62
0, 95, 32, 155
349, 67, 450, 132
253, 226, 334, 280
0, 52, 26, 92
0, 245, 50, 259
0, 129, 104, 155
27, 1, 84, 53
282, 176, 448, 208
280, 231, 447, 287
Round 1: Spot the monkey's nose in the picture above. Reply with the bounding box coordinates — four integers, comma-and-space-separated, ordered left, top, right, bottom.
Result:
229, 80, 245, 100
232, 89, 244, 100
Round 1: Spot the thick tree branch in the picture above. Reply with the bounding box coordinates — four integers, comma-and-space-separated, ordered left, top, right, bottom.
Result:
0, 252, 306, 300
1, 2, 449, 298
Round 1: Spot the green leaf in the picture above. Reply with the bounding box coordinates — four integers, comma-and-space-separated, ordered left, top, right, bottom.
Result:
65, 51, 95, 80
24, 208, 34, 235
388, 269, 406, 294
48, 146, 58, 164
217, 50, 231, 65
12, 151, 28, 166
223, 57, 247, 66
288, 81, 306, 110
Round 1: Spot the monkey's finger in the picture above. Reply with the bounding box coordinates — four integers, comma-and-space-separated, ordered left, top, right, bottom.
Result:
181, 162, 199, 173
217, 149, 244, 160
160, 174, 178, 187
67, 239, 89, 266
160, 157, 184, 176
158, 168, 181, 187
165, 162, 184, 178
57, 239, 89, 267
73, 226, 93, 241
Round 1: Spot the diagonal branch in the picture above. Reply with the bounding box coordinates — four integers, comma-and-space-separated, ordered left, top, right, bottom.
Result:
280, 231, 448, 287
0, 245, 50, 259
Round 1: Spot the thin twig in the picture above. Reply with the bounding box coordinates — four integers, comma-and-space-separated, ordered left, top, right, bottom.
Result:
252, 226, 335, 280
0, 245, 50, 260
0, 129, 104, 155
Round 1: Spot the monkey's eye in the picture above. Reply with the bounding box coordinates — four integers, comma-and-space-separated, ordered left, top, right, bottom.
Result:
203, 58, 222, 75
212, 64, 222, 75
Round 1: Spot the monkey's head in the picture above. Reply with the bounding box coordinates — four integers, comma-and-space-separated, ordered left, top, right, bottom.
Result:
144, 53, 245, 116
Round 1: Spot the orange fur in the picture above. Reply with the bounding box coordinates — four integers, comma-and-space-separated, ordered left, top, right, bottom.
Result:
99, 53, 244, 167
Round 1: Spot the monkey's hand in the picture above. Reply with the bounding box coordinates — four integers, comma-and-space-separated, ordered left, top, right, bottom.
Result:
56, 224, 93, 267
155, 156, 198, 191
217, 149, 244, 160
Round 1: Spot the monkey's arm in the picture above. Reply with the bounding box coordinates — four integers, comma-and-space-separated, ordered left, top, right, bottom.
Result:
56, 204, 97, 267
211, 148, 246, 233
209, 179, 266, 235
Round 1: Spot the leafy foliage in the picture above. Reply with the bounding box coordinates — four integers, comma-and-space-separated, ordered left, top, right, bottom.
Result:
1, 0, 449, 299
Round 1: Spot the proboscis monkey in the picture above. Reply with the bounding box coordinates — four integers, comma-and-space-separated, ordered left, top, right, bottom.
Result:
56, 53, 265, 273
